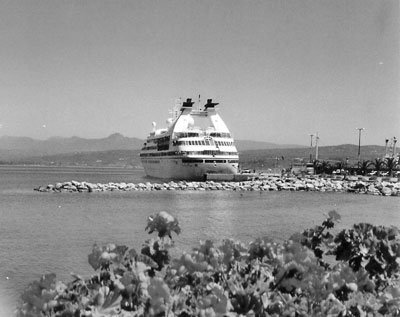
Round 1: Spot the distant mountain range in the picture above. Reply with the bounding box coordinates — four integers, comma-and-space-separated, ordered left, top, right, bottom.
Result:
234, 140, 305, 151
0, 133, 304, 160
0, 133, 143, 159
239, 144, 387, 170
0, 133, 387, 168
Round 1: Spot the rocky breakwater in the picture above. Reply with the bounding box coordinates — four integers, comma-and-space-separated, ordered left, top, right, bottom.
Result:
34, 175, 400, 196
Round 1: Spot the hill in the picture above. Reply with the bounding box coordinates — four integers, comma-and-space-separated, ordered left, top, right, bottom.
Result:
0, 134, 303, 160
8, 149, 143, 168
0, 133, 144, 160
0, 134, 388, 169
0, 145, 387, 170
234, 139, 305, 151
239, 144, 387, 170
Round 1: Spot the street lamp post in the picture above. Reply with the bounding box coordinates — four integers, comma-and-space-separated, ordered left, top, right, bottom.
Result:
385, 139, 389, 157
309, 134, 314, 162
356, 128, 365, 168
315, 132, 319, 161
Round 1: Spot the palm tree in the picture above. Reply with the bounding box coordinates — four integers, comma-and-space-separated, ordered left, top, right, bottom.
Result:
371, 158, 385, 176
358, 160, 371, 176
320, 160, 332, 174
384, 157, 399, 177
313, 160, 321, 174
334, 161, 346, 174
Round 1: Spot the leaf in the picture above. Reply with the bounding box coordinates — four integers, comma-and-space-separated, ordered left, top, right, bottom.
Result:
349, 254, 363, 271
219, 239, 248, 267
353, 223, 374, 236
328, 210, 341, 222
91, 305, 125, 316
39, 273, 56, 290
288, 232, 304, 244
365, 256, 385, 276
112, 245, 129, 264
88, 244, 103, 271
128, 248, 138, 258
70, 273, 83, 281
141, 242, 169, 270
314, 247, 323, 259
323, 219, 335, 229
387, 226, 400, 240
136, 254, 159, 269
102, 288, 121, 309
148, 277, 172, 315
145, 211, 181, 238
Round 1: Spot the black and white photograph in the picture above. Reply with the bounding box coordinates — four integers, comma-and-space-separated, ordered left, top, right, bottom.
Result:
0, 0, 399, 315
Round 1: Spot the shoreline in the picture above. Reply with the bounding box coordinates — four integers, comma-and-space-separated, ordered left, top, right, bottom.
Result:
34, 174, 400, 196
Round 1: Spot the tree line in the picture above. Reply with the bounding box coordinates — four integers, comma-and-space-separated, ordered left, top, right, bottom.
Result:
313, 157, 399, 177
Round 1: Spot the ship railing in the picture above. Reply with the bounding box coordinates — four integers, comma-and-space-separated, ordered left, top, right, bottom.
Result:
173, 131, 232, 139
185, 151, 239, 156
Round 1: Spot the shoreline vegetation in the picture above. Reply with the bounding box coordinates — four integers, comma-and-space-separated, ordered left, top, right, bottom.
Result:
34, 174, 400, 197
16, 211, 400, 316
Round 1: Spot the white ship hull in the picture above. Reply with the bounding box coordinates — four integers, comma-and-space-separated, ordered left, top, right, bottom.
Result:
141, 156, 239, 180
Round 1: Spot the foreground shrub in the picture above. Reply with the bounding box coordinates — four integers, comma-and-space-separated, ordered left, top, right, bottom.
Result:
16, 211, 400, 317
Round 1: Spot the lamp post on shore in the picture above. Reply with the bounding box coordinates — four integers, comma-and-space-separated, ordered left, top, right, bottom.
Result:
315, 132, 319, 161
385, 139, 389, 157
309, 134, 314, 162
356, 128, 365, 167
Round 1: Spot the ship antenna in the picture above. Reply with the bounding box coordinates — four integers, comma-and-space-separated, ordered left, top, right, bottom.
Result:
198, 94, 201, 111
171, 98, 181, 119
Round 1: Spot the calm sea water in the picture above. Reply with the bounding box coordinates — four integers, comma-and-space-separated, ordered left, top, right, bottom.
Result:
0, 166, 399, 314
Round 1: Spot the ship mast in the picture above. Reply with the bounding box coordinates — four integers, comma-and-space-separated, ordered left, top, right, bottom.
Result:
197, 94, 201, 111
170, 98, 181, 120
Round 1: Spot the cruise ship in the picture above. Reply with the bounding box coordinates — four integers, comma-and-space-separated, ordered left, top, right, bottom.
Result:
140, 98, 239, 180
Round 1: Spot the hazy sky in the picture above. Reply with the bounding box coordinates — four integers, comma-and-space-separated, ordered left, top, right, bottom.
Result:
0, 0, 399, 146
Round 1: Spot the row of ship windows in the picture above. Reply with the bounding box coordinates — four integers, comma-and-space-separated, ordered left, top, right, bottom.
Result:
140, 151, 238, 157
146, 133, 231, 146
141, 159, 239, 164
176, 140, 233, 146
174, 132, 231, 138
143, 140, 233, 150
142, 146, 158, 150
182, 159, 239, 164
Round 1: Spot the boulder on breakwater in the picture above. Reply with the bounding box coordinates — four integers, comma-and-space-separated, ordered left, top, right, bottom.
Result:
34, 175, 400, 196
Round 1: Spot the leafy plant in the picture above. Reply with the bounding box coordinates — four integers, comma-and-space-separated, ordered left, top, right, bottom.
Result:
358, 160, 371, 176
145, 211, 181, 239
16, 210, 400, 317
371, 158, 386, 176
384, 157, 399, 176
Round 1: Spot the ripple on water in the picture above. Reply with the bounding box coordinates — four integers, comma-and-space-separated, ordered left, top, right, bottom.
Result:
0, 167, 399, 311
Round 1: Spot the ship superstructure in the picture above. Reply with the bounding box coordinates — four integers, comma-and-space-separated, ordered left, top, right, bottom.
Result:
140, 98, 239, 180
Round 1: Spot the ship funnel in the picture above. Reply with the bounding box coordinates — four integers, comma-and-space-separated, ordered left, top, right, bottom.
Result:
182, 98, 194, 108
204, 99, 219, 109
152, 122, 156, 132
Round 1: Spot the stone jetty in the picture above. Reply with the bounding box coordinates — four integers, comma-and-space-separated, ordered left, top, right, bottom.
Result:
34, 175, 400, 196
